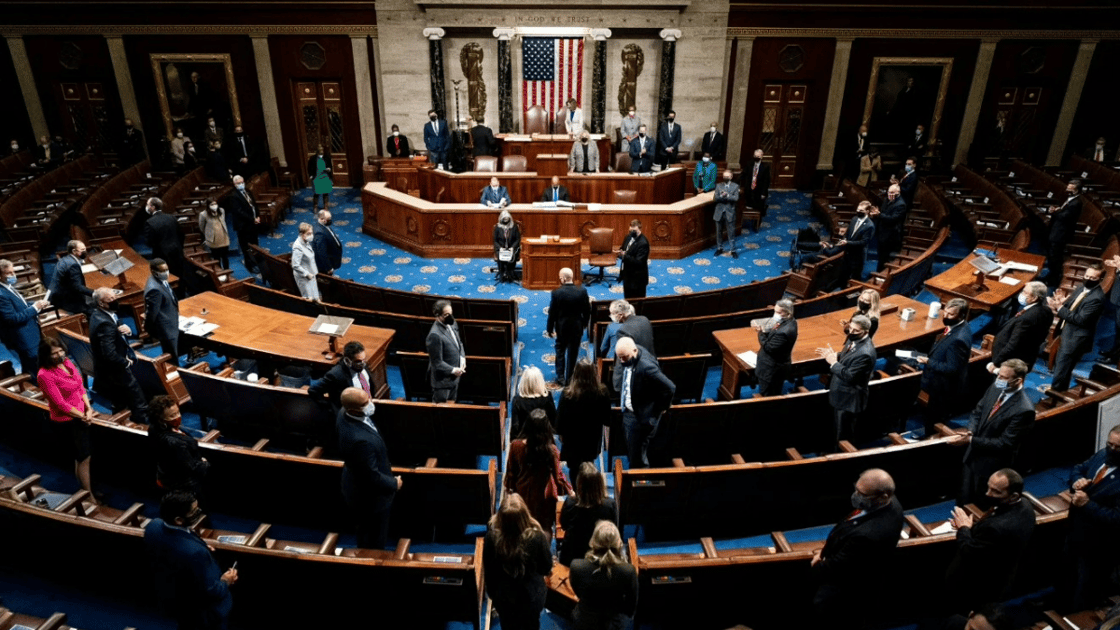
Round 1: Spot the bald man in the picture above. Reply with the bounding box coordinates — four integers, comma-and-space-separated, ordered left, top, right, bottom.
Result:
613, 336, 675, 468
337, 386, 401, 549
870, 183, 908, 271
811, 468, 904, 629
547, 267, 590, 386
540, 176, 570, 204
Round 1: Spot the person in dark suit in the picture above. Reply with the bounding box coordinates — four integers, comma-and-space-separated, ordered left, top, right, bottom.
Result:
840, 201, 876, 283
618, 219, 650, 299
204, 140, 231, 182
870, 184, 908, 271
144, 197, 185, 280
226, 126, 255, 178
656, 111, 682, 168
309, 341, 373, 412
149, 395, 209, 498
701, 122, 725, 161
811, 468, 904, 630
754, 298, 798, 397
312, 210, 343, 275
426, 300, 465, 403
907, 124, 929, 158
547, 267, 590, 386
988, 281, 1052, 373
713, 169, 740, 257
468, 118, 496, 157
385, 124, 411, 158
1047, 264, 1105, 392
121, 119, 145, 164
1099, 255, 1120, 363
89, 287, 148, 422
34, 134, 62, 170
539, 176, 570, 204
1045, 179, 1084, 287
917, 298, 972, 438
0, 259, 49, 377
480, 176, 512, 208
423, 109, 451, 168
944, 468, 1036, 613
740, 149, 771, 218
612, 299, 656, 358
820, 314, 876, 448
144, 491, 237, 630
846, 124, 870, 180
337, 386, 401, 549
954, 359, 1034, 506
226, 174, 262, 274
1060, 425, 1120, 610
493, 210, 520, 283
628, 125, 654, 173
891, 157, 919, 208
143, 259, 180, 367
613, 336, 675, 468
48, 240, 93, 315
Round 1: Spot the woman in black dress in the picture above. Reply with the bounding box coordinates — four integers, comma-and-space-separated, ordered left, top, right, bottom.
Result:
511, 366, 557, 438
557, 360, 610, 472
148, 395, 209, 499
483, 493, 554, 630
570, 520, 638, 630
559, 463, 618, 566
493, 209, 521, 283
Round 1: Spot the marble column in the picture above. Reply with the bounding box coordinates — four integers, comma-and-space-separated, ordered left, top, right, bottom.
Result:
493, 28, 515, 134
104, 35, 146, 159
1047, 39, 1098, 167
351, 35, 379, 165
590, 29, 612, 135
725, 37, 754, 168
371, 33, 387, 155
657, 29, 681, 119
5, 36, 49, 141
251, 35, 287, 166
424, 28, 447, 120
815, 38, 854, 172
954, 39, 999, 166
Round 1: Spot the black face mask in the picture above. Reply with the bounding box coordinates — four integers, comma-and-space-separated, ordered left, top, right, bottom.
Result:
847, 332, 865, 343
323, 220, 332, 226
1106, 449, 1120, 467
430, 115, 438, 121
501, 218, 510, 225
581, 138, 589, 144
942, 315, 959, 326
668, 117, 675, 123
1085, 278, 1101, 289
442, 314, 455, 326
629, 230, 638, 238
857, 301, 871, 313
621, 355, 638, 367
76, 251, 87, 260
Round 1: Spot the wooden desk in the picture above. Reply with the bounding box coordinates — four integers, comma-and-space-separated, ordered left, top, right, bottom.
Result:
83, 238, 178, 331
178, 292, 393, 397
924, 250, 1045, 312
521, 237, 582, 290
712, 296, 944, 400
416, 167, 685, 205
496, 135, 612, 173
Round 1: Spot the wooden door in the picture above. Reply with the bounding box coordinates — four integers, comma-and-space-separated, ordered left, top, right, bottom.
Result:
758, 84, 808, 188
989, 86, 1045, 162
295, 80, 351, 187
58, 82, 114, 154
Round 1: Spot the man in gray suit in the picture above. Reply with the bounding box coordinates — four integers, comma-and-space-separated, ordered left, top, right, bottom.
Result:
143, 259, 180, 366
620, 107, 642, 153
713, 169, 739, 257
819, 314, 876, 451
426, 299, 465, 403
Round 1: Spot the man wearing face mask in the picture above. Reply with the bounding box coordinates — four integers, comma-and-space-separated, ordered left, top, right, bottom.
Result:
628, 125, 654, 174
385, 124, 411, 158
906, 124, 928, 158
952, 358, 1033, 506
492, 209, 520, 283
1044, 179, 1084, 288
427, 300, 466, 403
613, 336, 675, 468
810, 468, 903, 630
612, 299, 655, 359
205, 139, 231, 182
701, 122, 725, 161
480, 176, 511, 208
309, 341, 373, 412
620, 107, 642, 153
988, 281, 1051, 373
0, 259, 50, 377
312, 210, 343, 276
424, 109, 450, 169
693, 152, 717, 194
337, 386, 402, 549
204, 117, 224, 153
143, 259, 180, 367
89, 287, 149, 422
656, 110, 682, 169
227, 174, 262, 275
1047, 263, 1105, 392
819, 314, 876, 449
121, 118, 145, 164
1088, 136, 1109, 163
227, 125, 254, 177
839, 201, 876, 283
870, 183, 907, 271
713, 169, 740, 257
890, 157, 918, 207
846, 124, 870, 179
539, 176, 570, 205
753, 299, 798, 397
34, 134, 60, 170
48, 240, 94, 315
144, 197, 185, 281
9, 139, 20, 156
468, 117, 496, 158
547, 267, 590, 387
741, 149, 771, 218
618, 219, 650, 299
568, 131, 600, 174
1060, 424, 1120, 610
916, 298, 972, 439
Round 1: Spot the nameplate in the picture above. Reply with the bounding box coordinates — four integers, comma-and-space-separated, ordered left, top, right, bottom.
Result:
423, 576, 464, 586
632, 480, 666, 487
651, 575, 692, 585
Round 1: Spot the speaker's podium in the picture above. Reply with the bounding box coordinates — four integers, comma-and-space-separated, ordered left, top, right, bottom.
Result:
521, 236, 582, 290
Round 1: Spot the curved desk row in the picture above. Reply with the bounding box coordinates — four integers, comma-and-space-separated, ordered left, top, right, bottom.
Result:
362, 181, 719, 260
416, 166, 686, 205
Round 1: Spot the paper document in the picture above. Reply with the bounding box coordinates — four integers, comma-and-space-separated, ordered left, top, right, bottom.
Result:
318, 323, 339, 335
929, 521, 955, 535
217, 535, 248, 544
737, 351, 757, 368
80, 263, 98, 273
895, 350, 926, 359
999, 276, 1021, 286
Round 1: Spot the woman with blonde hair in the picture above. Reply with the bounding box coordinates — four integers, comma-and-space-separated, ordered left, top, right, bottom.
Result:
483, 493, 553, 630
559, 462, 618, 566
511, 365, 556, 438
505, 408, 571, 540
570, 520, 638, 630
291, 222, 320, 301
842, 288, 881, 338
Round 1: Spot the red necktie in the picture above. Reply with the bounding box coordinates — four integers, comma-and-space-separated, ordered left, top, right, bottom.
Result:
1097, 148, 1105, 162
847, 509, 863, 521
394, 138, 400, 151
358, 370, 370, 395
1093, 464, 1111, 485
752, 164, 759, 190
988, 393, 1005, 420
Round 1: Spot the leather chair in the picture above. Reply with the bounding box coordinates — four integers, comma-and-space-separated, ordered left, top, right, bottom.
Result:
613, 152, 632, 174
524, 105, 550, 135
612, 190, 637, 204
585, 227, 617, 285
270, 157, 297, 190
474, 155, 498, 173
501, 155, 528, 173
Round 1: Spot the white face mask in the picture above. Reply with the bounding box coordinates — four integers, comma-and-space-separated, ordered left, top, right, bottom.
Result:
491, 185, 499, 191
610, 313, 620, 324
209, 122, 216, 128
362, 401, 376, 417
393, 131, 399, 136
209, 204, 219, 211
702, 157, 710, 162
916, 129, 922, 136
629, 112, 635, 118
177, 133, 183, 138
710, 127, 716, 133
304, 234, 314, 243
10, 144, 16, 151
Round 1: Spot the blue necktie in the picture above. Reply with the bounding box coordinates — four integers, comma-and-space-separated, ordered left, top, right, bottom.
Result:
553, 188, 558, 202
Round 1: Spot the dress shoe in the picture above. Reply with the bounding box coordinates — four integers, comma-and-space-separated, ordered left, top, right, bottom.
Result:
731, 251, 739, 258
715, 248, 724, 256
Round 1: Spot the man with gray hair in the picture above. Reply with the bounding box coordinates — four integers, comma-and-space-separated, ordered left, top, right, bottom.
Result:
713, 169, 739, 257
547, 267, 589, 386
89, 287, 148, 421
614, 336, 675, 468
917, 297, 972, 438
753, 298, 798, 397
819, 314, 876, 449
227, 173, 262, 275
312, 209, 343, 276
611, 299, 655, 358
989, 280, 1051, 373
870, 183, 908, 271
0, 259, 50, 376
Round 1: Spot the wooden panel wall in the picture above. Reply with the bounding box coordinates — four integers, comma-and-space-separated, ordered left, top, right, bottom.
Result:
22, 36, 121, 144
1068, 41, 1120, 164
0, 41, 33, 148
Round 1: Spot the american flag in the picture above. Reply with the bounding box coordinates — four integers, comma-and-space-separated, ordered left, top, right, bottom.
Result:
522, 37, 584, 119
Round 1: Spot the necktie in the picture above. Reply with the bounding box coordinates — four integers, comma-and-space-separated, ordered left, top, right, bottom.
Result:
570, 110, 575, 121
1097, 148, 1104, 162
988, 392, 1007, 420
752, 164, 759, 190
358, 369, 370, 395
164, 281, 177, 305
846, 509, 864, 521
394, 137, 399, 151
1061, 288, 1090, 331
1093, 464, 1112, 485
621, 366, 633, 412
553, 188, 558, 202
432, 121, 438, 134
852, 218, 863, 236
363, 416, 378, 434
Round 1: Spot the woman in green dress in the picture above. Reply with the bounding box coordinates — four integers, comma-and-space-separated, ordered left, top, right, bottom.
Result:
307, 144, 333, 211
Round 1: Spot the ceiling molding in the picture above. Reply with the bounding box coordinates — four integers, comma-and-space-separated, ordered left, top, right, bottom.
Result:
726, 27, 1120, 40
1, 24, 378, 37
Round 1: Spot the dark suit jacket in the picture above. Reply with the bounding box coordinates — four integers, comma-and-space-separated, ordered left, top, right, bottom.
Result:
620, 232, 650, 288
740, 161, 772, 205
470, 125, 496, 157
336, 409, 397, 512
815, 497, 904, 588
757, 317, 798, 385
35, 141, 63, 166
612, 348, 675, 422
48, 254, 93, 314
423, 119, 450, 152
628, 136, 654, 172
1049, 195, 1083, 245
226, 188, 260, 233
1058, 283, 1105, 349
618, 315, 655, 357
547, 283, 590, 342
921, 322, 972, 397
493, 223, 521, 261
945, 499, 1035, 600
146, 212, 184, 266
143, 519, 232, 627
480, 186, 511, 207
1068, 449, 1120, 555
143, 276, 179, 343
386, 134, 411, 158
227, 134, 254, 175
0, 284, 40, 353
876, 198, 909, 242
843, 217, 876, 273
701, 131, 725, 160
964, 385, 1034, 471
828, 335, 876, 413
540, 186, 570, 203
656, 122, 682, 159
991, 302, 1052, 367
205, 150, 230, 182
312, 222, 343, 272
898, 170, 919, 207
426, 320, 465, 389
89, 307, 134, 376
906, 133, 928, 158
308, 362, 369, 410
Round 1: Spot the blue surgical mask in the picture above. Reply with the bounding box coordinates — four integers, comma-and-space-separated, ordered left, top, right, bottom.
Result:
1017, 293, 1028, 306
4, 276, 16, 286
156, 271, 170, 281
905, 165, 914, 173
994, 378, 1010, 390
236, 183, 246, 191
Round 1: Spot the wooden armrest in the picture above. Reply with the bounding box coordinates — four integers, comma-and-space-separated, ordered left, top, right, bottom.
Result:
1022, 491, 1056, 514
424, 457, 439, 468
671, 458, 686, 468
9, 474, 41, 501
198, 430, 221, 443
730, 454, 746, 465
700, 537, 718, 559
113, 502, 145, 525
246, 523, 272, 547
55, 489, 91, 515
785, 448, 804, 461
837, 440, 858, 453
393, 538, 411, 560
886, 433, 908, 446
306, 446, 324, 459
904, 514, 932, 537
250, 438, 270, 451
318, 532, 339, 555
771, 531, 792, 553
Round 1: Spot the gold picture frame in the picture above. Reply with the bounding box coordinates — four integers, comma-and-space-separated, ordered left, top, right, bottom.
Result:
862, 57, 953, 147
150, 53, 241, 140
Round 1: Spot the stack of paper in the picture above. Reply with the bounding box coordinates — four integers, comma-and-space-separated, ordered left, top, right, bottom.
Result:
737, 351, 758, 368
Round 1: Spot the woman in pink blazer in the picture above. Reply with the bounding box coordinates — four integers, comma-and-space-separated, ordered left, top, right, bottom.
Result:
36, 336, 97, 501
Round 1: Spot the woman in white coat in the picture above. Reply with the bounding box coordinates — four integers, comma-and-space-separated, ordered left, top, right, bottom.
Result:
291, 222, 320, 301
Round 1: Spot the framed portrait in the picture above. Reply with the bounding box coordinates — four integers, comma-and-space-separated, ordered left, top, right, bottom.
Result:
150, 53, 241, 141
862, 57, 953, 147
